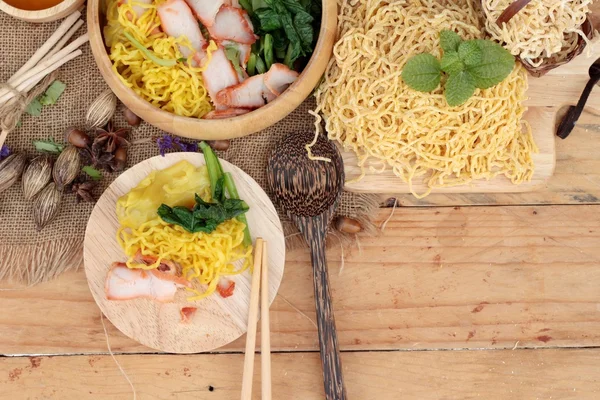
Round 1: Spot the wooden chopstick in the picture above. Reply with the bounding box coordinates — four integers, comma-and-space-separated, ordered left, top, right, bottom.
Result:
261, 240, 272, 400
241, 238, 264, 400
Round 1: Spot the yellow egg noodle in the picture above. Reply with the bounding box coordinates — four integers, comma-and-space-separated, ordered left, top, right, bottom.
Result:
116, 162, 252, 301
313, 0, 537, 198
104, 0, 215, 118
482, 0, 593, 67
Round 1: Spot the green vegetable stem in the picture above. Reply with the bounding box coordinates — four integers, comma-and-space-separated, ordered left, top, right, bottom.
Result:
200, 142, 252, 247
401, 30, 515, 106
123, 31, 178, 67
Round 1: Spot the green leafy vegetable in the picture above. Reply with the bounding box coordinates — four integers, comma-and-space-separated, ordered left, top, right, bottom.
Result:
25, 98, 42, 117
224, 45, 245, 77
200, 142, 252, 246
256, 8, 282, 31
82, 166, 103, 181
157, 193, 249, 234
263, 34, 274, 69
401, 53, 441, 92
39, 80, 66, 106
247, 53, 257, 76
466, 39, 515, 89
458, 41, 482, 67
33, 138, 64, 154
244, 0, 321, 75
440, 51, 463, 75
402, 31, 514, 106
255, 55, 267, 74
440, 30, 462, 53
123, 31, 177, 67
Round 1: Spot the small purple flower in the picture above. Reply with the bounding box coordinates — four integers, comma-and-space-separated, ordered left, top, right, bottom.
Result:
156, 134, 174, 157
157, 134, 199, 156
0, 145, 10, 161
173, 137, 199, 152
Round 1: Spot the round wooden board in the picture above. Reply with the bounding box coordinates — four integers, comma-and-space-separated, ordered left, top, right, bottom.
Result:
83, 153, 285, 354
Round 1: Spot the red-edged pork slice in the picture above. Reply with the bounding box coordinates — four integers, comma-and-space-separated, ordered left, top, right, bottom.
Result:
105, 262, 192, 302
220, 40, 251, 68
202, 47, 240, 109
118, 0, 152, 19
207, 6, 258, 45
264, 63, 299, 96
184, 0, 227, 27
216, 74, 268, 109
158, 0, 207, 63
203, 108, 250, 119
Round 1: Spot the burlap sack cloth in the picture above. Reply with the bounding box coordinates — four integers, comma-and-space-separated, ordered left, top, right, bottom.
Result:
0, 13, 380, 284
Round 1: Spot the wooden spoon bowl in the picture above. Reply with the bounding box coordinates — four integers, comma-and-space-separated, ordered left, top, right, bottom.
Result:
86, 0, 337, 140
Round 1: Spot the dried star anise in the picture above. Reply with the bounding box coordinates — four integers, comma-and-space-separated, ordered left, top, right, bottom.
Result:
95, 122, 130, 153
80, 138, 115, 171
71, 180, 97, 203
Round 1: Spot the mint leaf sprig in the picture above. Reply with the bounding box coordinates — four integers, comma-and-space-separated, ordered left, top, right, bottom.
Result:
401, 30, 515, 106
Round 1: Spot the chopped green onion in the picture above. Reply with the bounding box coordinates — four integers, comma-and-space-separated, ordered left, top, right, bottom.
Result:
247, 53, 257, 76
123, 31, 177, 67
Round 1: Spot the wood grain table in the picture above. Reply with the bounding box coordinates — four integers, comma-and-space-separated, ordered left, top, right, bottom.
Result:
1, 107, 600, 399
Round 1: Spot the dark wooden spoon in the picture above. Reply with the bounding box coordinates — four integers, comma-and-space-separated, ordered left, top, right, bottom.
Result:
556, 58, 600, 139
267, 131, 347, 400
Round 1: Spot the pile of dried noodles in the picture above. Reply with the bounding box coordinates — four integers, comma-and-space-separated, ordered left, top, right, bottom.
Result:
313, 0, 537, 198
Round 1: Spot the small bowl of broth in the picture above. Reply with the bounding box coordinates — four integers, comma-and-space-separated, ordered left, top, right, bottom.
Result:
0, 0, 84, 23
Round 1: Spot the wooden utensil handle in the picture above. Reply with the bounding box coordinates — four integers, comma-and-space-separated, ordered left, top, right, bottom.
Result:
309, 238, 347, 400
557, 76, 600, 139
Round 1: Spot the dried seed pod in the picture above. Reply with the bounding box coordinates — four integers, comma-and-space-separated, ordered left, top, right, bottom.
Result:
207, 140, 231, 152
334, 216, 363, 234
53, 145, 81, 191
112, 146, 128, 172
33, 182, 62, 231
22, 155, 53, 200
64, 127, 91, 149
0, 153, 27, 194
85, 89, 117, 129
123, 108, 141, 127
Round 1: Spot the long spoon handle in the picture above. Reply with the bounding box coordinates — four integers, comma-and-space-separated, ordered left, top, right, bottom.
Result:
308, 230, 347, 400
557, 76, 600, 139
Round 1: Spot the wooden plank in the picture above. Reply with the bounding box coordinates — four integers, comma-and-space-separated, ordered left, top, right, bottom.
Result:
1, 206, 600, 355
1, 349, 600, 399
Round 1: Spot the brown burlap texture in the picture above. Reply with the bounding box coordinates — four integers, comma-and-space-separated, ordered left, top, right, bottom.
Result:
0, 13, 380, 284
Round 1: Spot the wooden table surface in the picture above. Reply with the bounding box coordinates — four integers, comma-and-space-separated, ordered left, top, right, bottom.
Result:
4, 16, 600, 398
1, 107, 600, 399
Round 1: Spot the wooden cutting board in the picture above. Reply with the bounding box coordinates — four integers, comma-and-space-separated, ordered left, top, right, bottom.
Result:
342, 45, 600, 194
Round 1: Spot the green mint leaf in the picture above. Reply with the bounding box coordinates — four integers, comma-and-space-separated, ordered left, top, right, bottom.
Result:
440, 51, 464, 75
458, 41, 482, 66
466, 40, 515, 89
25, 98, 42, 116
402, 53, 441, 92
440, 30, 462, 53
82, 166, 103, 181
39, 80, 66, 106
445, 70, 476, 107
33, 139, 64, 153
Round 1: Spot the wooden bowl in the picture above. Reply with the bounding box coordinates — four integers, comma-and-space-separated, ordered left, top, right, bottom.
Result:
0, 0, 84, 23
87, 0, 337, 140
